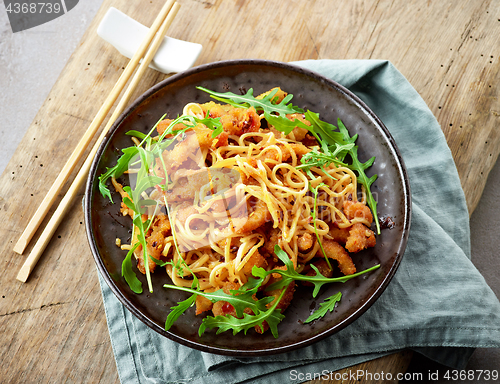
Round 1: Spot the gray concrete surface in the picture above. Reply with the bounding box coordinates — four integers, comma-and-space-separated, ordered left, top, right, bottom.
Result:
1, 0, 498, 378
0, 0, 103, 173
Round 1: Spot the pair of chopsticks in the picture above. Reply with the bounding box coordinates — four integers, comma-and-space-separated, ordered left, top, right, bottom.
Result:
15, 0, 181, 282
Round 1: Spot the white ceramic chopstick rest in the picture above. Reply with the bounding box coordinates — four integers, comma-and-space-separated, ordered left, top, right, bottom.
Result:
97, 7, 202, 74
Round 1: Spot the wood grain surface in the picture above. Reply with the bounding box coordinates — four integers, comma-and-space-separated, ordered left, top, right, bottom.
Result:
1, 0, 499, 383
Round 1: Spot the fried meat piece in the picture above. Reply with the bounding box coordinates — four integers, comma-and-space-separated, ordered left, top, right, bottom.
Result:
329, 226, 350, 244
174, 201, 201, 226
205, 198, 226, 214
154, 124, 227, 182
136, 240, 155, 274
238, 171, 260, 186
220, 107, 261, 136
193, 124, 229, 149
137, 214, 172, 275
242, 250, 268, 274
195, 295, 213, 315
157, 118, 228, 148
258, 143, 311, 165
345, 223, 376, 253
200, 101, 233, 118
286, 143, 311, 158
285, 113, 310, 141
163, 169, 210, 202
153, 131, 201, 176
305, 259, 334, 279
111, 179, 134, 219
120, 201, 134, 219
321, 239, 356, 275
235, 199, 272, 234
262, 227, 280, 256
156, 119, 185, 136
160, 106, 259, 161
136, 253, 155, 275
257, 87, 288, 103
297, 232, 314, 252
343, 200, 373, 224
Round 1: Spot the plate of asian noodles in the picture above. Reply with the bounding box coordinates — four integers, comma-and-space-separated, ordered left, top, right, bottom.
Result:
85, 59, 411, 356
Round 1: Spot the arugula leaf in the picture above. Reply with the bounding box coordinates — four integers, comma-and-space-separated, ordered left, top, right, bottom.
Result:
199, 301, 286, 338
100, 116, 198, 294
122, 242, 142, 294
252, 245, 381, 297
132, 214, 153, 293
198, 278, 289, 338
304, 292, 342, 323
265, 111, 313, 135
121, 196, 135, 212
148, 255, 174, 268
165, 293, 197, 331
337, 119, 380, 234
196, 115, 223, 138
133, 175, 163, 199
120, 171, 163, 294
163, 276, 287, 337
163, 284, 273, 318
241, 276, 266, 291
197, 86, 303, 117
163, 245, 380, 336
309, 182, 333, 271
303, 110, 346, 146
98, 146, 139, 202
163, 280, 284, 337
98, 113, 218, 204
297, 142, 353, 175
125, 130, 157, 144
98, 113, 170, 201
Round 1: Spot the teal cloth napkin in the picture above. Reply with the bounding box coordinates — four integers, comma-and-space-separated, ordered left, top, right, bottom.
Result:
96, 60, 500, 384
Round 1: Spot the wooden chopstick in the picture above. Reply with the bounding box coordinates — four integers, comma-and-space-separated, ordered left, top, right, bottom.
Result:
13, 0, 177, 256
16, 1, 181, 282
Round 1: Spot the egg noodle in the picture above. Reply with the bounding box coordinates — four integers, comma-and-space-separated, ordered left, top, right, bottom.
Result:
109, 87, 377, 332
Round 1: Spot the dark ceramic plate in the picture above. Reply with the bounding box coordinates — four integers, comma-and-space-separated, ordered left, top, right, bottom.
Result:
85, 59, 411, 356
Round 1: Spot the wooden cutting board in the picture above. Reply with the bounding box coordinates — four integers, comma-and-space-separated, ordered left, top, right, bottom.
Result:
1, 0, 499, 383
